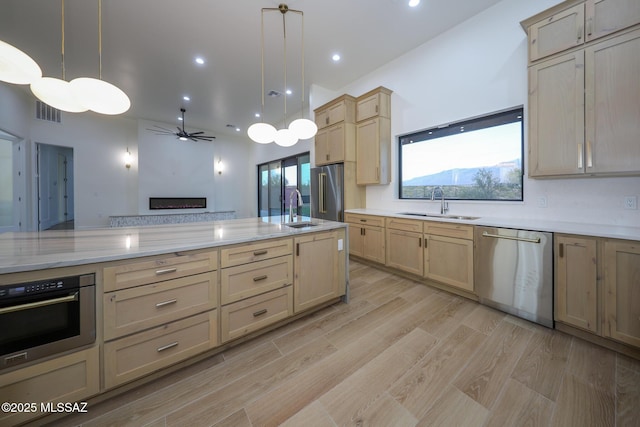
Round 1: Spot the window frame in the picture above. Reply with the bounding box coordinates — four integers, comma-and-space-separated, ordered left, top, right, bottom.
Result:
397, 106, 524, 202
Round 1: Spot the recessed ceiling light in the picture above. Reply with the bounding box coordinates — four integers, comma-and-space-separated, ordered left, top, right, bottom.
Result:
255, 113, 261, 118
183, 95, 190, 101
332, 53, 341, 62
408, 0, 420, 7
235, 127, 240, 132
286, 89, 292, 95
178, 116, 183, 121
195, 56, 205, 65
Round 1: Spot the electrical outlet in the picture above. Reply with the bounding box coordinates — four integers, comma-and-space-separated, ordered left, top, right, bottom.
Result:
624, 196, 637, 210
537, 196, 548, 208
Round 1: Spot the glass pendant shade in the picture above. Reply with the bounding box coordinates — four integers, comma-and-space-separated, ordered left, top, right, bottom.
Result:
69, 77, 130, 115
30, 77, 89, 113
289, 118, 318, 140
274, 128, 298, 147
0, 40, 42, 84
248, 122, 277, 144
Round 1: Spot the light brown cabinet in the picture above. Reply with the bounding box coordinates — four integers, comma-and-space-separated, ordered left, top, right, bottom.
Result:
555, 234, 640, 352
102, 249, 219, 388
385, 217, 424, 276
294, 229, 346, 313
220, 238, 293, 342
345, 213, 386, 264
424, 222, 474, 293
525, 1, 640, 178
355, 87, 392, 185
603, 239, 640, 347
555, 235, 598, 333
0, 346, 99, 426
314, 95, 356, 166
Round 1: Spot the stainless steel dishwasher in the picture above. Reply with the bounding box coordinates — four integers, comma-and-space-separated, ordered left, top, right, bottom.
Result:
474, 226, 553, 328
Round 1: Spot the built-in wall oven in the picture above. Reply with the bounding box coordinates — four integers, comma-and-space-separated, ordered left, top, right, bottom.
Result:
0, 273, 96, 371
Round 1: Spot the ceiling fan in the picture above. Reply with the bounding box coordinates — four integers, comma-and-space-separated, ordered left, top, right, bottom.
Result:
147, 108, 216, 142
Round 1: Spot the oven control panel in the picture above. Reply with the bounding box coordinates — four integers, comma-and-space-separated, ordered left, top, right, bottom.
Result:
0, 274, 94, 300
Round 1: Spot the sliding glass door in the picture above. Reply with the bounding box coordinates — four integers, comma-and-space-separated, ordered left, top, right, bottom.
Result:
258, 153, 310, 218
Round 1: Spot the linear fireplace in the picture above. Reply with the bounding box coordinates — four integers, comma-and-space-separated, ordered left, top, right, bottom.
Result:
149, 197, 207, 210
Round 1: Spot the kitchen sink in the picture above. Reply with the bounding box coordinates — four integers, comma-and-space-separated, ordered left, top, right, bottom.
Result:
285, 222, 318, 228
397, 212, 479, 220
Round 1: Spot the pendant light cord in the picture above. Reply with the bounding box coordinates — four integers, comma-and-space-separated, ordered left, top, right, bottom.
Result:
98, 0, 102, 80
61, 0, 65, 80
282, 12, 287, 127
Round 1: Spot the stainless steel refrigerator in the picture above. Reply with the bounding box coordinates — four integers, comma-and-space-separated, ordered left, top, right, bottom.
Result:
311, 164, 344, 222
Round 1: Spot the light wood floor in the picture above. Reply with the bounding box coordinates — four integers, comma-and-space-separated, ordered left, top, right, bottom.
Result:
47, 261, 640, 427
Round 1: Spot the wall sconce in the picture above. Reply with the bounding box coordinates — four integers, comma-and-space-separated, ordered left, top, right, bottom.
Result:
217, 158, 224, 175
124, 148, 132, 169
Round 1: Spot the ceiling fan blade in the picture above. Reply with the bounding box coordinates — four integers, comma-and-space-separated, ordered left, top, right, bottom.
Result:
189, 131, 204, 135
152, 125, 174, 132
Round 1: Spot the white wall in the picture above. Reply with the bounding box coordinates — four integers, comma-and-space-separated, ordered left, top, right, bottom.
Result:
311, 0, 639, 227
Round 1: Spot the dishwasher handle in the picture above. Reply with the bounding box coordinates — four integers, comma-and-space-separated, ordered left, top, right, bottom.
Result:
481, 231, 540, 244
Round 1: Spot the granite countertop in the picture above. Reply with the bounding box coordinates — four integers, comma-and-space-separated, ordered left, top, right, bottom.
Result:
346, 208, 640, 241
0, 216, 346, 275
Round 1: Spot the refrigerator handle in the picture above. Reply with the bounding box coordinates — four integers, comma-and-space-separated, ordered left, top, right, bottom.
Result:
319, 173, 327, 214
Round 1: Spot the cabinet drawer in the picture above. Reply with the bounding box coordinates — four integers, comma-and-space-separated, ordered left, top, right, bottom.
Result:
221, 256, 293, 304
104, 311, 217, 389
221, 287, 293, 343
386, 217, 423, 233
104, 271, 217, 340
221, 238, 292, 268
424, 222, 473, 240
344, 213, 384, 228
0, 346, 99, 426
104, 251, 217, 292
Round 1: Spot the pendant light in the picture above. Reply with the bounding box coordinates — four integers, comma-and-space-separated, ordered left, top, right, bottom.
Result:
30, 0, 88, 113
69, 0, 130, 115
247, 4, 317, 146
0, 39, 42, 85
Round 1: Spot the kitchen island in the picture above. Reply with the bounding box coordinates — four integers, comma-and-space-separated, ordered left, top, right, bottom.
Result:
0, 216, 348, 427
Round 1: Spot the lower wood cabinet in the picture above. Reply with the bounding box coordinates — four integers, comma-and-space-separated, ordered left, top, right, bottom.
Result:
555, 234, 640, 351
603, 239, 640, 347
385, 218, 423, 276
0, 346, 99, 426
221, 287, 293, 342
345, 213, 385, 264
555, 235, 598, 333
424, 222, 474, 293
104, 311, 217, 389
294, 229, 346, 313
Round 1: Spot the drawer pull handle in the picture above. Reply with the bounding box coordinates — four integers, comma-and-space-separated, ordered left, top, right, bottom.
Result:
155, 267, 177, 275
253, 250, 268, 256
157, 342, 178, 352
253, 275, 268, 282
156, 299, 177, 308
253, 309, 268, 317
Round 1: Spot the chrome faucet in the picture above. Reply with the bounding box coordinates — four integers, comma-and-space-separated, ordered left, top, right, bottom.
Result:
431, 186, 449, 215
289, 188, 303, 222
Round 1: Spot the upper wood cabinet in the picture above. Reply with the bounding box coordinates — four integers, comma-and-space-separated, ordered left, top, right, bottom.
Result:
314, 95, 356, 130
355, 87, 392, 185
525, 0, 640, 178
356, 86, 392, 122
527, 3, 585, 62
314, 95, 356, 166
523, 0, 640, 63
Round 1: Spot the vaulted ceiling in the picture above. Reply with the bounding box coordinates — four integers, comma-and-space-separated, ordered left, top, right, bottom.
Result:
0, 0, 504, 137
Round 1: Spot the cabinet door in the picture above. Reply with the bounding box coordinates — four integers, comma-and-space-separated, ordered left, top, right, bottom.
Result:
363, 225, 386, 264
327, 124, 346, 163
424, 234, 473, 292
327, 101, 346, 126
386, 229, 423, 276
529, 51, 585, 177
603, 239, 640, 348
528, 4, 585, 62
294, 230, 345, 313
586, 0, 640, 42
348, 224, 364, 258
314, 128, 330, 166
315, 109, 329, 129
555, 235, 598, 333
356, 93, 380, 122
356, 119, 381, 184
585, 29, 640, 175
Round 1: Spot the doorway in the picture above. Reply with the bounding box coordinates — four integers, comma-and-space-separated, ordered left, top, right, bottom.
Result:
0, 130, 23, 233
257, 153, 310, 218
37, 143, 75, 230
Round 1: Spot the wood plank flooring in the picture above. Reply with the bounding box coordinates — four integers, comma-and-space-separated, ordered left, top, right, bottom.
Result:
45, 261, 640, 427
